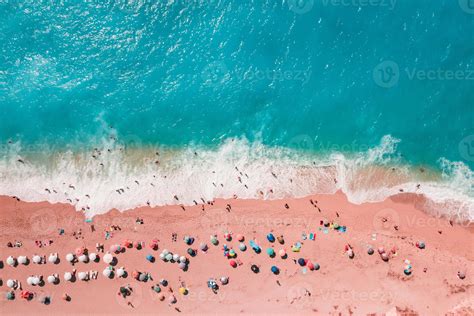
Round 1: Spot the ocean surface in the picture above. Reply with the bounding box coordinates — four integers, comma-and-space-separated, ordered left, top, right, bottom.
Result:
0, 0, 473, 219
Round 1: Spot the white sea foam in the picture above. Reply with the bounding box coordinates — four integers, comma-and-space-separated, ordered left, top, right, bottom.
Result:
0, 135, 472, 221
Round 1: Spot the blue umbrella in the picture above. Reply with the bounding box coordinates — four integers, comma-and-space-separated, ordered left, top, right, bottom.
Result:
271, 266, 279, 274
267, 233, 275, 243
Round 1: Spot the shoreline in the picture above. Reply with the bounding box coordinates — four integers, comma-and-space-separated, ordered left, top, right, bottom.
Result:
0, 192, 473, 314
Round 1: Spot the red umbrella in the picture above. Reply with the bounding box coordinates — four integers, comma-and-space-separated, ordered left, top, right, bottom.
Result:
229, 260, 237, 268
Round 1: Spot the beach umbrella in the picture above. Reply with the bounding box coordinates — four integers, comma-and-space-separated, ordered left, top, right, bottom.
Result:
251, 264, 259, 273
267, 248, 275, 257
277, 236, 285, 244
367, 247, 374, 255
172, 254, 180, 262
48, 254, 58, 263
32, 255, 42, 264
78, 272, 87, 281
75, 247, 84, 256
228, 249, 236, 258
117, 268, 125, 277
298, 258, 306, 266
229, 260, 237, 268
162, 249, 169, 256
160, 279, 168, 286
179, 287, 188, 295
271, 266, 279, 274
103, 253, 113, 264
27, 277, 34, 286
159, 253, 166, 260
267, 233, 275, 243
78, 254, 88, 263
210, 236, 218, 245
18, 255, 27, 265
65, 253, 75, 263
381, 252, 389, 262
132, 270, 141, 279
6, 279, 16, 288
110, 244, 120, 253
236, 234, 244, 242
279, 249, 286, 258
178, 262, 187, 270
6, 291, 15, 300
32, 276, 41, 285
187, 248, 196, 257
153, 285, 161, 293
416, 241, 426, 249
239, 243, 247, 251
307, 261, 315, 270
102, 268, 112, 278
47, 275, 56, 284
64, 272, 73, 281
165, 253, 173, 261
314, 263, 320, 270
123, 239, 132, 248
378, 247, 385, 254
184, 236, 193, 245
6, 256, 16, 266
458, 271, 466, 280
139, 273, 147, 282
224, 233, 231, 241
200, 243, 208, 252
220, 276, 229, 285
179, 256, 187, 263
89, 253, 97, 262
134, 241, 142, 249
146, 254, 154, 262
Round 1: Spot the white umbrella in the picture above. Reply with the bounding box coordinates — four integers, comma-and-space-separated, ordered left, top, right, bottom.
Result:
78, 272, 87, 280
6, 279, 16, 288
48, 254, 58, 264
64, 272, 72, 281
159, 253, 166, 260
179, 256, 187, 263
89, 253, 97, 262
78, 254, 88, 263
18, 255, 27, 265
27, 276, 34, 285
102, 268, 112, 278
178, 262, 186, 270
103, 253, 113, 264
47, 275, 56, 284
65, 253, 75, 262
165, 253, 173, 261
32, 276, 41, 285
162, 249, 169, 256
32, 255, 42, 264
172, 254, 179, 262
117, 268, 125, 277
6, 256, 16, 266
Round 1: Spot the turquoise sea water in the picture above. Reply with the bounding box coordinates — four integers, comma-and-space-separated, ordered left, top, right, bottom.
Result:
0, 1, 473, 217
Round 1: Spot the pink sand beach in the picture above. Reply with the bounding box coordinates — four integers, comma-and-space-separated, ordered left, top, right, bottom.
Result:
0, 192, 473, 315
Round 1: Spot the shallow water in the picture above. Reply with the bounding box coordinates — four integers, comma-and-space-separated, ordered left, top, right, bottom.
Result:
0, 1, 472, 218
